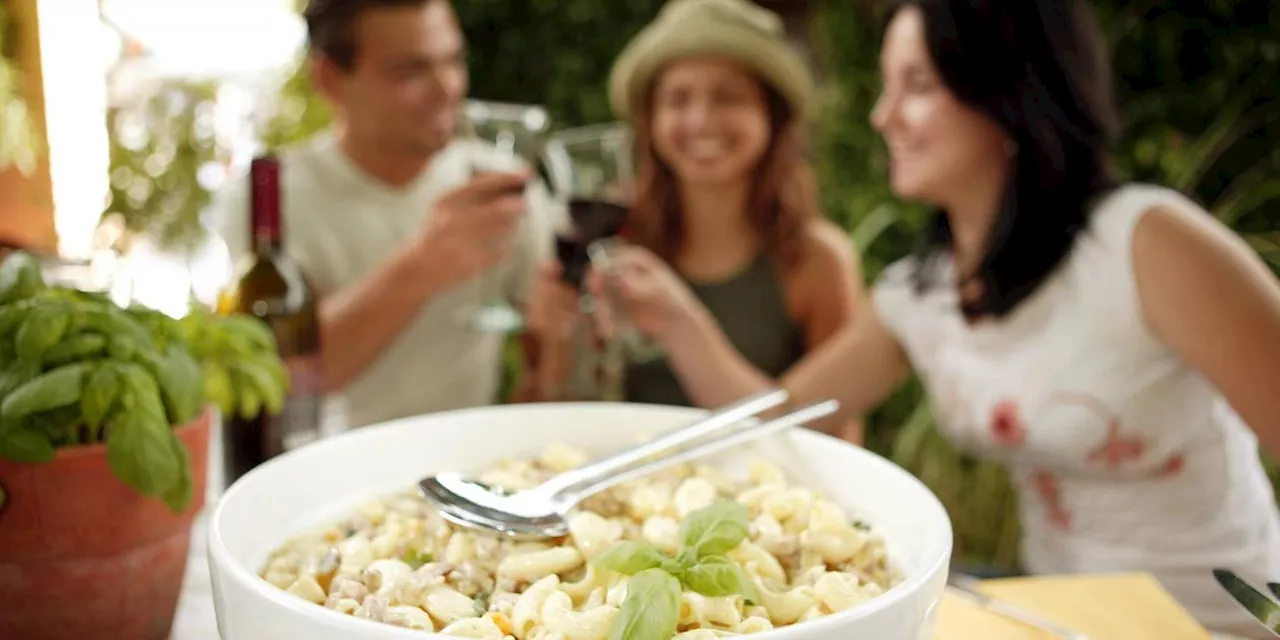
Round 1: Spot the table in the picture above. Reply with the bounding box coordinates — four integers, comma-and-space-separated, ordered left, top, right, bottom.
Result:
937, 573, 1214, 639
172, 508, 219, 640
170, 415, 226, 640
172, 417, 1220, 640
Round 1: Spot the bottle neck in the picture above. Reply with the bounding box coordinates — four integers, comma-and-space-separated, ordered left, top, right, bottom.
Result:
250, 156, 283, 253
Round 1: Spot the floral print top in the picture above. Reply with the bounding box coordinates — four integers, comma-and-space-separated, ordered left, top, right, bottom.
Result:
871, 183, 1280, 638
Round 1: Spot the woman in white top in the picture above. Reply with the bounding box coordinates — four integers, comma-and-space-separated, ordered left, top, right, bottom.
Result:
594, 0, 1280, 636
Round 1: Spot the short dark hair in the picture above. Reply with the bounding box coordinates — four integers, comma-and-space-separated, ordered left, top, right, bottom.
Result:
886, 0, 1121, 319
303, 0, 438, 70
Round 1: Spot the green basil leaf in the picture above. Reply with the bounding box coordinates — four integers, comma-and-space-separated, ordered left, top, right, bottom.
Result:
117, 363, 168, 422
81, 364, 122, 435
106, 409, 181, 498
592, 541, 669, 576
677, 500, 751, 560
158, 345, 204, 425
220, 314, 278, 351
0, 303, 26, 340
0, 362, 92, 423
0, 251, 44, 305
230, 360, 284, 416
607, 568, 681, 640
15, 305, 69, 361
40, 331, 107, 368
237, 386, 262, 421
106, 334, 138, 361
161, 431, 194, 513
201, 361, 236, 416
0, 424, 55, 463
682, 555, 759, 603
126, 305, 183, 350
0, 360, 41, 399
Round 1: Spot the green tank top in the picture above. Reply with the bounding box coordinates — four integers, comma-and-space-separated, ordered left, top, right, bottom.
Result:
624, 255, 805, 407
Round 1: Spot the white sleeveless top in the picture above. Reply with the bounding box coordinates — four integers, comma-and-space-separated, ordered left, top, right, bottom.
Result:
872, 183, 1280, 637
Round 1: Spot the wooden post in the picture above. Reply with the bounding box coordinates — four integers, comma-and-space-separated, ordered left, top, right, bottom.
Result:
0, 0, 55, 254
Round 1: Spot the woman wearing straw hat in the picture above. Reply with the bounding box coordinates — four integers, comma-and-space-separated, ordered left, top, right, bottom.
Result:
530, 0, 866, 440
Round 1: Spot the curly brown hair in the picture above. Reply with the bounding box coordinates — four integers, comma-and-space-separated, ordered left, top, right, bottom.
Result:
626, 80, 821, 271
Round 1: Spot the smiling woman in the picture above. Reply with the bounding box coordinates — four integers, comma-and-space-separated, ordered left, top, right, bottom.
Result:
527, 0, 865, 442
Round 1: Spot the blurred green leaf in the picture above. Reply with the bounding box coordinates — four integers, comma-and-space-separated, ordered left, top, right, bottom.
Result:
102, 80, 221, 252
1245, 234, 1280, 272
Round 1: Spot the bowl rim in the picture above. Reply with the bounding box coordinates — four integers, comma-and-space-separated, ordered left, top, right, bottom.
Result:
208, 402, 953, 638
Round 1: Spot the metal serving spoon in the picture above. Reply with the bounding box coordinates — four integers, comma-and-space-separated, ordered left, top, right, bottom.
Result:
418, 389, 837, 539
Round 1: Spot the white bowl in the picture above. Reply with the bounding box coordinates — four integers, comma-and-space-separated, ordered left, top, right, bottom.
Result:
208, 403, 952, 640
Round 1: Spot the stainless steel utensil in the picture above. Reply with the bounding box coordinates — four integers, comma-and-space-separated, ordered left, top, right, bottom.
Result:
1213, 568, 1280, 637
418, 389, 837, 539
946, 573, 1090, 639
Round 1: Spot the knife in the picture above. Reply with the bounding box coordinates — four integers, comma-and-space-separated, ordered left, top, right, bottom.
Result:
1212, 568, 1280, 637
1269, 582, 1280, 602
946, 573, 1090, 639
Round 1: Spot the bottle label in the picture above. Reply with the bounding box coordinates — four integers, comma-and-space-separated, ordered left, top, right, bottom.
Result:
281, 353, 324, 451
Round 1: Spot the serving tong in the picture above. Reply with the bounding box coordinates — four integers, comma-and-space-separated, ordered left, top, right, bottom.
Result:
417, 389, 837, 539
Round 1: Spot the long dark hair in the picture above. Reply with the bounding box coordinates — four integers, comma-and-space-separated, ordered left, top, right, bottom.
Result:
887, 0, 1122, 319
629, 81, 819, 271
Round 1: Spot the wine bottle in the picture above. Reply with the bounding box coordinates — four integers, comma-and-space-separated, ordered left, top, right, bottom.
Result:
217, 155, 323, 486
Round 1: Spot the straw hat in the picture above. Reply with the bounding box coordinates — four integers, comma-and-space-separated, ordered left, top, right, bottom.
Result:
608, 0, 815, 123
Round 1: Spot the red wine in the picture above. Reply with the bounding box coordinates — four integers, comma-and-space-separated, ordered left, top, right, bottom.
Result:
568, 197, 628, 240
217, 155, 323, 486
556, 230, 592, 289
557, 198, 629, 288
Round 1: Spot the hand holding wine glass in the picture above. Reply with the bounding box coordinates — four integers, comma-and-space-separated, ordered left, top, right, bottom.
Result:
411, 169, 529, 295
586, 242, 707, 352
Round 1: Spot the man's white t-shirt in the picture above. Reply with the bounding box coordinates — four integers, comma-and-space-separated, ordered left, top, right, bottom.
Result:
211, 130, 559, 428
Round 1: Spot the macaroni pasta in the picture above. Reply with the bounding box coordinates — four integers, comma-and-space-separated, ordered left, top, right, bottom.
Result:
262, 445, 900, 638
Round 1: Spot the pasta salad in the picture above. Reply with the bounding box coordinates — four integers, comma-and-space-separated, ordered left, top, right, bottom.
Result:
261, 443, 901, 640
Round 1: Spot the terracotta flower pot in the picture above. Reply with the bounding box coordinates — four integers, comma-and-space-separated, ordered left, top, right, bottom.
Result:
0, 407, 212, 640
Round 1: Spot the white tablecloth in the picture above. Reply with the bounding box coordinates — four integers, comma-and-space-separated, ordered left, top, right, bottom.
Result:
170, 414, 226, 640
172, 508, 220, 640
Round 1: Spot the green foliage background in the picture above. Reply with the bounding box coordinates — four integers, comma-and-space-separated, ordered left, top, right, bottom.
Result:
102, 81, 221, 251
107, 0, 1280, 570
0, 0, 43, 176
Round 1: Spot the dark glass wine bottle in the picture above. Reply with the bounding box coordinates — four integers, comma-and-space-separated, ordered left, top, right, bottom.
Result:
217, 155, 323, 487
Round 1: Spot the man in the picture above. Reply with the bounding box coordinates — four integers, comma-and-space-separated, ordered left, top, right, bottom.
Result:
213, 0, 557, 428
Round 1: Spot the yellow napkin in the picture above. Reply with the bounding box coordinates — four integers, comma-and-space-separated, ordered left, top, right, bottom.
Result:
936, 573, 1212, 639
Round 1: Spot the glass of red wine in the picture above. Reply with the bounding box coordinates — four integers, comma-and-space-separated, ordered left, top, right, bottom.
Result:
543, 124, 661, 365
459, 100, 550, 333
543, 123, 634, 288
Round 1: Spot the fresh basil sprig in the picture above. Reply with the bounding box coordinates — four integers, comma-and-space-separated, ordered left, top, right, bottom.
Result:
594, 500, 760, 640
608, 569, 682, 640
676, 500, 752, 563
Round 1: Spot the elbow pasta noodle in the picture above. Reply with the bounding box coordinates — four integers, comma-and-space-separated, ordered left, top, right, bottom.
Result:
642, 515, 682, 555
262, 444, 901, 639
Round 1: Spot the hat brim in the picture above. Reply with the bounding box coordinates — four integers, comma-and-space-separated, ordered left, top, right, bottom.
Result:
608, 23, 814, 124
